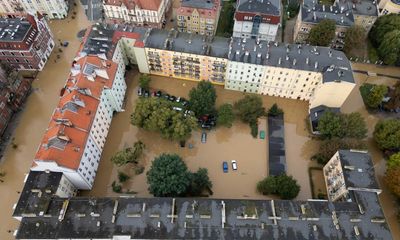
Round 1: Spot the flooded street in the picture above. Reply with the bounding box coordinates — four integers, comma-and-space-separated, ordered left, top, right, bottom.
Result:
0, 4, 90, 240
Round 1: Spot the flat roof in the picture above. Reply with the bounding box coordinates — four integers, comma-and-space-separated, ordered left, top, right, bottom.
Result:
268, 115, 286, 176
0, 17, 33, 42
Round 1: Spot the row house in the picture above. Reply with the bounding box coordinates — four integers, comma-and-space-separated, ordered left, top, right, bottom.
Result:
0, 0, 68, 19
0, 14, 54, 71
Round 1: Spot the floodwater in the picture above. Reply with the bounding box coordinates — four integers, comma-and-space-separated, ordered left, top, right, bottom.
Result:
0, 4, 90, 240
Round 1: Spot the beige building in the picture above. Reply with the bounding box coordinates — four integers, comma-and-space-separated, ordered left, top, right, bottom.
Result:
379, 0, 400, 14
0, 0, 68, 19
176, 0, 220, 36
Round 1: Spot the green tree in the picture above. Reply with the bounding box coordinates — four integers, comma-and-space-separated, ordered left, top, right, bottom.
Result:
317, 112, 367, 139
190, 168, 213, 196
189, 81, 217, 117
112, 181, 122, 193
118, 171, 130, 183
257, 174, 300, 200
217, 103, 235, 128
111, 141, 145, 166
317, 111, 343, 139
369, 14, 400, 47
234, 95, 265, 124
312, 138, 367, 164
344, 25, 366, 54
387, 153, 400, 169
378, 30, 400, 65
374, 119, 400, 151
341, 112, 367, 139
385, 166, 400, 198
147, 154, 192, 197
307, 19, 336, 46
139, 74, 151, 90
268, 103, 283, 116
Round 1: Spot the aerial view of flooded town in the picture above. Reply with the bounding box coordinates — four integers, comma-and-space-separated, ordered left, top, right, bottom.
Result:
0, 0, 399, 239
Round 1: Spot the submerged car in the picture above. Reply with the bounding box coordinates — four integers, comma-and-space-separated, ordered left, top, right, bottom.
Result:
201, 132, 207, 143
231, 160, 237, 170
222, 161, 228, 173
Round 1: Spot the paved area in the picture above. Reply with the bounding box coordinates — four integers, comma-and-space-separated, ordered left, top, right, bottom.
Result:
283, 18, 296, 43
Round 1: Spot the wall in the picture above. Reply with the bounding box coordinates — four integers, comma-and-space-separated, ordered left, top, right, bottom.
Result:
309, 80, 355, 109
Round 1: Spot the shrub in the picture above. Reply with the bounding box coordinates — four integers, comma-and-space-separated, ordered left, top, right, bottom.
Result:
118, 172, 130, 183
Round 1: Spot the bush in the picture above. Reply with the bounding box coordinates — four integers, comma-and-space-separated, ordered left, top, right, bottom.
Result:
359, 83, 388, 109
216, 103, 235, 128
139, 74, 151, 90
118, 172, 130, 183
268, 103, 283, 116
374, 118, 400, 151
250, 121, 258, 138
387, 153, 400, 169
134, 165, 145, 175
257, 174, 300, 200
112, 181, 122, 193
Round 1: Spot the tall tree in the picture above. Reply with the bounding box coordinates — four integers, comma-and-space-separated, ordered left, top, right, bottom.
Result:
234, 95, 265, 124
344, 25, 366, 54
190, 168, 213, 196
317, 111, 343, 139
378, 30, 400, 65
317, 111, 367, 139
217, 103, 235, 128
139, 74, 151, 90
341, 112, 368, 139
373, 118, 400, 151
385, 165, 400, 198
307, 19, 336, 46
146, 154, 192, 197
257, 174, 300, 200
369, 14, 400, 47
189, 81, 217, 117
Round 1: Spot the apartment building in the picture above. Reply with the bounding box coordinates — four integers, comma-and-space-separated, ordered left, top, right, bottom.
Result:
323, 150, 382, 201
0, 0, 68, 19
31, 54, 127, 190
378, 0, 400, 14
233, 0, 281, 41
103, 0, 171, 28
145, 29, 229, 84
0, 14, 54, 71
294, 0, 378, 49
176, 0, 220, 36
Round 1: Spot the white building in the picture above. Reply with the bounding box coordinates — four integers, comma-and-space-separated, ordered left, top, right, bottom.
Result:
0, 0, 68, 19
232, 0, 281, 41
103, 0, 170, 28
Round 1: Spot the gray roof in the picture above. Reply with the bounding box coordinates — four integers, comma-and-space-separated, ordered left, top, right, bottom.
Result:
0, 17, 33, 43
343, 0, 378, 17
144, 29, 231, 59
338, 150, 380, 190
268, 115, 286, 176
236, 0, 281, 16
301, 3, 354, 26
13, 171, 63, 217
228, 38, 354, 83
181, 0, 215, 9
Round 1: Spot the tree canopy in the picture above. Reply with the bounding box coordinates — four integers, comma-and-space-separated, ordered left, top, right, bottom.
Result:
374, 119, 400, 151
317, 112, 367, 139
378, 30, 400, 65
131, 98, 197, 141
369, 14, 400, 47
111, 141, 145, 166
359, 83, 388, 109
216, 103, 235, 128
234, 95, 265, 124
307, 19, 336, 46
385, 165, 400, 198
268, 103, 283, 116
257, 174, 300, 200
189, 168, 213, 196
189, 81, 217, 117
312, 138, 367, 164
139, 74, 151, 90
343, 25, 366, 54
147, 154, 192, 197
387, 153, 400, 169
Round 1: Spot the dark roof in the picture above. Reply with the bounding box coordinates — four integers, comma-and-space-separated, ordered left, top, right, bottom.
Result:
301, 4, 354, 26
13, 171, 63, 217
0, 17, 33, 42
338, 150, 380, 190
268, 115, 286, 176
181, 0, 215, 9
236, 0, 281, 16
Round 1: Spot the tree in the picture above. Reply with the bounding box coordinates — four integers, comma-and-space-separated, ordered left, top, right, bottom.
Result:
268, 103, 283, 116
257, 174, 300, 200
317, 112, 367, 139
341, 112, 367, 139
190, 168, 213, 196
146, 154, 192, 197
344, 25, 366, 54
139, 74, 151, 90
234, 95, 265, 124
131, 98, 197, 141
216, 103, 235, 128
189, 81, 217, 117
112, 181, 122, 193
312, 138, 367, 164
118, 172, 130, 183
385, 166, 400, 198
369, 14, 400, 47
378, 30, 400, 65
387, 153, 400, 169
359, 83, 388, 109
374, 119, 400, 151
111, 141, 145, 166
317, 111, 343, 139
307, 19, 336, 46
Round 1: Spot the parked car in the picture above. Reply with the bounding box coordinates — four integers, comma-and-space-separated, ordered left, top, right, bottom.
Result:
155, 91, 162, 97
169, 95, 176, 102
222, 161, 228, 173
176, 97, 181, 103
144, 90, 150, 97
182, 100, 189, 107
173, 106, 183, 111
259, 130, 265, 139
231, 160, 237, 170
184, 110, 194, 117
201, 123, 212, 130
137, 87, 143, 96
163, 94, 170, 100
201, 132, 207, 143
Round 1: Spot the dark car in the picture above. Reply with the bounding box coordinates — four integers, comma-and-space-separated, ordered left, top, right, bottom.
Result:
137, 87, 143, 96
182, 100, 189, 107
201, 123, 212, 130
163, 94, 170, 100
144, 90, 150, 97
169, 95, 176, 102
155, 91, 162, 97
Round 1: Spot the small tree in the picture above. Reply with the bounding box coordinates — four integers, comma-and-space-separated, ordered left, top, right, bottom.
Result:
341, 112, 367, 139
190, 168, 213, 196
344, 25, 366, 54
374, 119, 400, 151
387, 153, 400, 169
365, 84, 388, 109
257, 174, 300, 200
111, 141, 145, 166
216, 103, 235, 128
188, 81, 217, 117
385, 166, 400, 198
234, 95, 265, 124
317, 111, 343, 139
118, 171, 130, 183
112, 181, 122, 193
139, 74, 151, 90
147, 154, 192, 197
268, 103, 283, 116
307, 19, 336, 46
312, 138, 367, 164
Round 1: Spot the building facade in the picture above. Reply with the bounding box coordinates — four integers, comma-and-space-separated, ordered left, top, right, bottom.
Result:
0, 14, 54, 71
294, 0, 378, 49
176, 0, 220, 36
103, 0, 171, 28
378, 0, 400, 14
233, 0, 281, 41
0, 0, 68, 19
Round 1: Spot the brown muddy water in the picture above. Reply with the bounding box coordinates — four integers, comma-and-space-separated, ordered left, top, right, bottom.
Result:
0, 3, 90, 240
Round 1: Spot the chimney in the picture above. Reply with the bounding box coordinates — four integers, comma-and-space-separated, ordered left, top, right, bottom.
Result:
314, 61, 318, 69
254, 45, 257, 51
266, 53, 270, 59
322, 5, 325, 11
278, 57, 282, 65
293, 59, 297, 66
245, 51, 249, 56
257, 53, 262, 58
236, 50, 240, 55
330, 5, 333, 12
313, 12, 317, 21
285, 55, 289, 61
306, 57, 309, 65
329, 50, 332, 57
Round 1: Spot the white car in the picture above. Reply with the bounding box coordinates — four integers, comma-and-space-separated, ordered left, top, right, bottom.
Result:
231, 160, 237, 170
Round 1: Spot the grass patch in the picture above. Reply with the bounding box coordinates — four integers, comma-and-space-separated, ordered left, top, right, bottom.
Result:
216, 1, 235, 37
